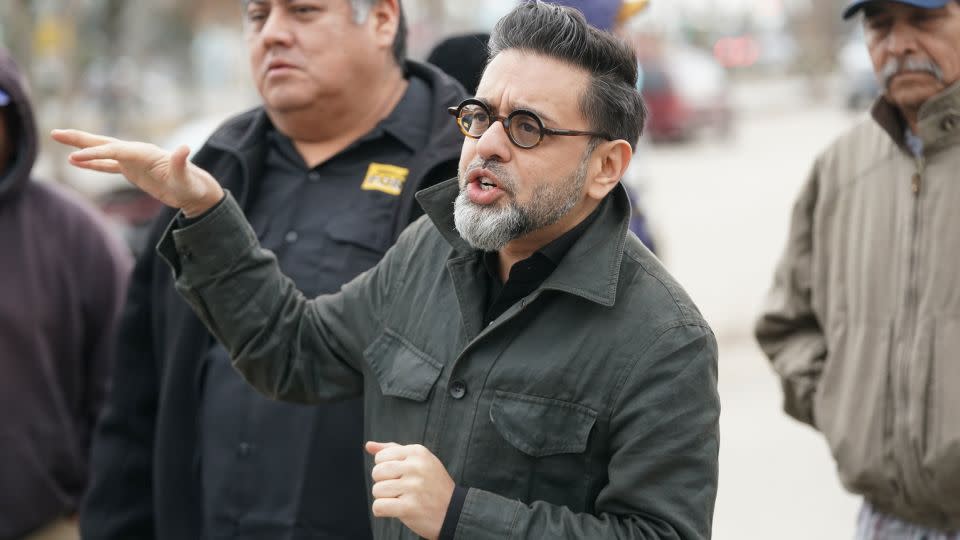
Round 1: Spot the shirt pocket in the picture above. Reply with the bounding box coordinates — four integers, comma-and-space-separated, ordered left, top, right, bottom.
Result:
323, 210, 392, 274
363, 329, 442, 443
465, 390, 599, 509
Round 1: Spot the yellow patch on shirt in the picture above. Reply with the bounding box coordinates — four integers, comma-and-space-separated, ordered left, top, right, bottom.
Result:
361, 163, 409, 196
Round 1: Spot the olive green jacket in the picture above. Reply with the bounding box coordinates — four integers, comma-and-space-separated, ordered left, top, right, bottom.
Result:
158, 179, 720, 539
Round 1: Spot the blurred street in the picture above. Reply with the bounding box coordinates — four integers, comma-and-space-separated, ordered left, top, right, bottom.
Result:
636, 77, 862, 539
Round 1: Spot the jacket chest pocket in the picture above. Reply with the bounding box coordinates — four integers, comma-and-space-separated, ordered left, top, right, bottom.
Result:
464, 390, 599, 510
363, 329, 442, 444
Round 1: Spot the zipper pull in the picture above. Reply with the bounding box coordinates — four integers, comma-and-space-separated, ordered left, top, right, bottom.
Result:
912, 157, 926, 196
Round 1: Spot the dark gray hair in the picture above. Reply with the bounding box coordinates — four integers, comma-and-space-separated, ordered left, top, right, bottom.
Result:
349, 0, 407, 63
488, 1, 647, 149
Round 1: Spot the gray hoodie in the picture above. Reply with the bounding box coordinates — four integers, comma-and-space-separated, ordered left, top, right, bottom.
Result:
0, 49, 132, 538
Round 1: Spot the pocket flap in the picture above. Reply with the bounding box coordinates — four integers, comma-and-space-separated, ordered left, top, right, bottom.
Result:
364, 329, 442, 401
489, 390, 597, 457
326, 212, 387, 253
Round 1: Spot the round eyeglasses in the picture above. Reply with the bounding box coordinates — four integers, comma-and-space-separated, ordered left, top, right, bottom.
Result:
447, 99, 612, 149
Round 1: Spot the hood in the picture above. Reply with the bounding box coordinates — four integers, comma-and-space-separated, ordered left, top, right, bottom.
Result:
0, 48, 37, 203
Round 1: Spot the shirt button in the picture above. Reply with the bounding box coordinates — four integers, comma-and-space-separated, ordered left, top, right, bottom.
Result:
284, 230, 299, 244
449, 380, 467, 400
237, 442, 253, 458
307, 171, 322, 183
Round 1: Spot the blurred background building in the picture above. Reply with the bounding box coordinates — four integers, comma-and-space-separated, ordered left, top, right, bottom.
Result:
2, 0, 880, 537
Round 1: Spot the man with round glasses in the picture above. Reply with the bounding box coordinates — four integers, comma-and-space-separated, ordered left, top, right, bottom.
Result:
53, 2, 720, 538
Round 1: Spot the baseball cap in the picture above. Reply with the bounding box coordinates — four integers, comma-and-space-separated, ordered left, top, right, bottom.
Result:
0, 89, 9, 107
843, 0, 951, 20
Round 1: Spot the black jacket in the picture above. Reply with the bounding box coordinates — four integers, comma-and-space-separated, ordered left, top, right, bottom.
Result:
80, 61, 464, 540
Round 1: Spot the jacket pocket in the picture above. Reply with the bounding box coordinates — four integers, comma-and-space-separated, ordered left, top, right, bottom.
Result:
923, 318, 960, 509
464, 390, 598, 509
490, 390, 597, 457
814, 320, 895, 501
362, 329, 441, 445
364, 329, 442, 401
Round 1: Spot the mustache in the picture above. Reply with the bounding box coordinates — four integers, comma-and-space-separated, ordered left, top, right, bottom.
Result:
461, 159, 516, 193
880, 56, 944, 88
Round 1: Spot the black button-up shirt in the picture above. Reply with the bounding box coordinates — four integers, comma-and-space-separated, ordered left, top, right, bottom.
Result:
197, 77, 433, 539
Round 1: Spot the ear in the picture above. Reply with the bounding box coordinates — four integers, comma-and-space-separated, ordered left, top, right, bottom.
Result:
368, 0, 401, 53
586, 139, 633, 201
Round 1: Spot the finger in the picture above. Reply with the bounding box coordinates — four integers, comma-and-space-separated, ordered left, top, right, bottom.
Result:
371, 497, 406, 518
71, 141, 163, 165
371, 460, 406, 482
371, 478, 406, 499
373, 445, 411, 465
51, 129, 116, 149
365, 441, 400, 457
67, 158, 123, 174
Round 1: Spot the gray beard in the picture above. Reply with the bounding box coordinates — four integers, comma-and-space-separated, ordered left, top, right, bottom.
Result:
453, 157, 588, 252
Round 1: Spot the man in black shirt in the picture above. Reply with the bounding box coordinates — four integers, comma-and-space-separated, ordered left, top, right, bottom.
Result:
78, 1, 464, 539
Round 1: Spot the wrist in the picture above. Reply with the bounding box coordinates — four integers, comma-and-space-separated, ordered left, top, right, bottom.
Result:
182, 184, 224, 218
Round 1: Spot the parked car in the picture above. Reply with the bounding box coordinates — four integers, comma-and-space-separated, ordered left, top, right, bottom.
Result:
638, 45, 734, 142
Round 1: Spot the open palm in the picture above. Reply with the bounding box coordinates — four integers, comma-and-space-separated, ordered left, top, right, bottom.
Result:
52, 129, 224, 217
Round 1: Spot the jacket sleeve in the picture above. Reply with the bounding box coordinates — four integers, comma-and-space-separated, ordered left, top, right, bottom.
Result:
158, 192, 397, 404
454, 323, 720, 540
754, 163, 827, 426
80, 219, 166, 540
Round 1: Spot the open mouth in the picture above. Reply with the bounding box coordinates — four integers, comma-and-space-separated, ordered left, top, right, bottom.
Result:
469, 168, 502, 191
478, 177, 498, 191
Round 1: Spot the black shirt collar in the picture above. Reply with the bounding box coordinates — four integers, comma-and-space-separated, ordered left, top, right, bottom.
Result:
264, 74, 431, 165
481, 201, 605, 325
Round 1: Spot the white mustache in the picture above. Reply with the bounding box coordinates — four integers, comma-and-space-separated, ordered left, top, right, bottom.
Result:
880, 57, 944, 88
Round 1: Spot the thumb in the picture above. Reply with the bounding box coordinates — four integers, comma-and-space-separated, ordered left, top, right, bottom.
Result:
170, 145, 191, 178
365, 441, 399, 456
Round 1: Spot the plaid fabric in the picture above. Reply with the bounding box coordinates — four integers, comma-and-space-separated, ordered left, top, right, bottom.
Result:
857, 502, 960, 540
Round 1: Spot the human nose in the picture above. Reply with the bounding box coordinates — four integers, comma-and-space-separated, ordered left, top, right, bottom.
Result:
474, 118, 512, 163
259, 10, 294, 47
884, 20, 918, 56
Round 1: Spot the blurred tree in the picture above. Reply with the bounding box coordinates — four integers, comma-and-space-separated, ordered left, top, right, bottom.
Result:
789, 0, 844, 96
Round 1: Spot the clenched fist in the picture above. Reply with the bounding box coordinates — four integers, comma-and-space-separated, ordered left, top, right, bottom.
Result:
366, 441, 456, 540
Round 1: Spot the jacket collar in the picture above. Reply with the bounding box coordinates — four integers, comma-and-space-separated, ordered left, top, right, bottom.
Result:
872, 79, 960, 154
416, 178, 631, 307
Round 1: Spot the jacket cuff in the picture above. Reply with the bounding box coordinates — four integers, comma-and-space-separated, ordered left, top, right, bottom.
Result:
455, 487, 522, 539
156, 191, 256, 283
782, 374, 819, 427
438, 486, 468, 540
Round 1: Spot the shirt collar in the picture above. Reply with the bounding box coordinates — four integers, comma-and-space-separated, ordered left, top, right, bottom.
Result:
263, 74, 432, 165
360, 75, 431, 152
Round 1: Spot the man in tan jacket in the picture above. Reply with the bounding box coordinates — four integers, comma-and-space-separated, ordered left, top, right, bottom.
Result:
756, 0, 960, 538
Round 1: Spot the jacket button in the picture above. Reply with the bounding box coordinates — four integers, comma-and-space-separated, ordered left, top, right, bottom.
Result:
449, 380, 467, 399
307, 171, 322, 183
284, 230, 299, 244
237, 442, 253, 458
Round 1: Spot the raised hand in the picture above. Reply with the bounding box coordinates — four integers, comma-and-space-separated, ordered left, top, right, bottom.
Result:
365, 441, 455, 540
51, 129, 225, 217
